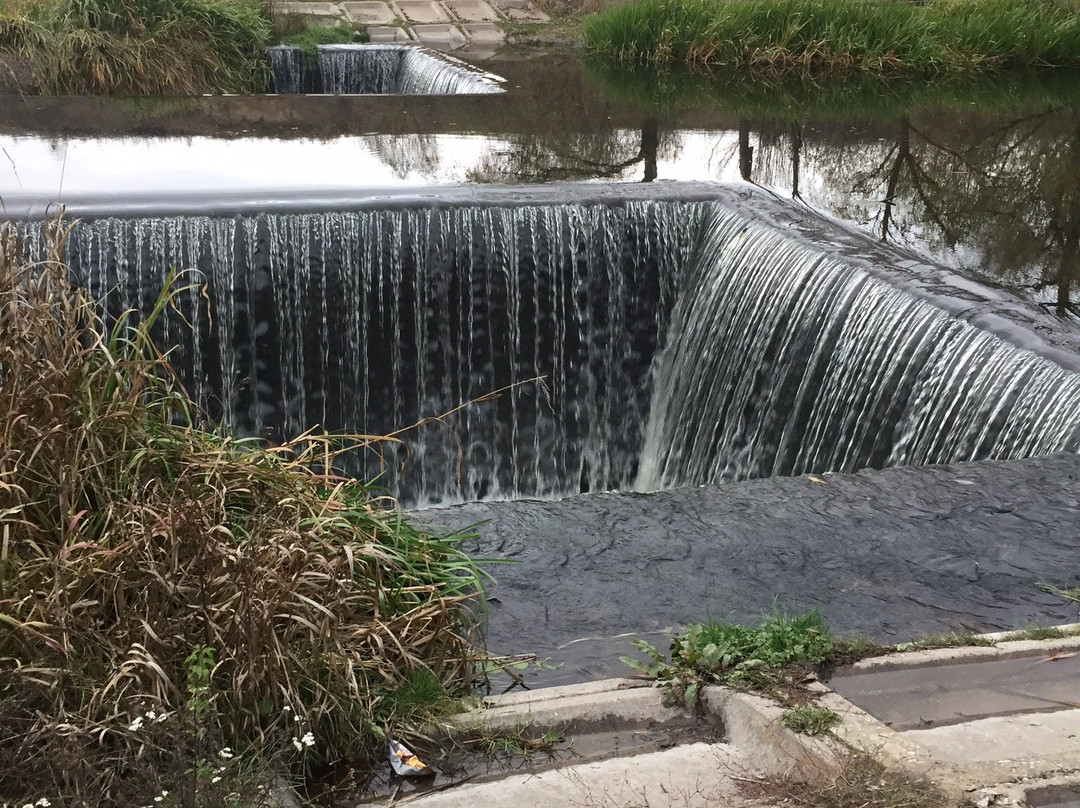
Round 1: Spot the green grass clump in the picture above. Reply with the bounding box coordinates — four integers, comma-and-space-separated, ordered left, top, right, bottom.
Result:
276, 21, 369, 53
624, 608, 833, 706
0, 0, 272, 94
585, 0, 1080, 75
0, 221, 488, 806
780, 704, 841, 735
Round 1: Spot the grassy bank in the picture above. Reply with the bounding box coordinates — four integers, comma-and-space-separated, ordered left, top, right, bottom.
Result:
585, 0, 1080, 75
0, 222, 487, 806
0, 0, 272, 94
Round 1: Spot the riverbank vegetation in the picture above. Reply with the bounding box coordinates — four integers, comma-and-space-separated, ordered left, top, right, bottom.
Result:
0, 0, 272, 94
0, 221, 487, 806
585, 0, 1080, 75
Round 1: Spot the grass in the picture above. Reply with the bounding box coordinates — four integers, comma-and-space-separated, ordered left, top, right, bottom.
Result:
274, 20, 369, 53
780, 704, 841, 736
0, 0, 272, 94
738, 750, 953, 808
0, 220, 489, 806
584, 0, 1080, 76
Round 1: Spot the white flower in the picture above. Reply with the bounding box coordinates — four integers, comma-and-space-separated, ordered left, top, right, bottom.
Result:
292, 738, 303, 753
211, 776, 222, 784
218, 748, 233, 760
145, 710, 156, 721
155, 712, 168, 723
128, 716, 144, 732
36, 801, 51, 808
301, 732, 315, 748
282, 706, 291, 713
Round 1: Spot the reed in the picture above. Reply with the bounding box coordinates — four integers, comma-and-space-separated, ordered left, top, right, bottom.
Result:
585, 0, 1080, 75
0, 0, 272, 94
0, 219, 487, 806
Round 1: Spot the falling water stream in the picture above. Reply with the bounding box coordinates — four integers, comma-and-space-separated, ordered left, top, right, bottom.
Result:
17, 188, 1080, 506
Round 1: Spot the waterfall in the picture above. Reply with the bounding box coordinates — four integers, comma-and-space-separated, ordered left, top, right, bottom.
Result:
636, 205, 1080, 490
268, 46, 305, 94
22, 200, 703, 506
268, 44, 504, 95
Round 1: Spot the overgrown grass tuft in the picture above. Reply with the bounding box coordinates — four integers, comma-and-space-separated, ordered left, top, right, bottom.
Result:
585, 0, 1080, 75
0, 0, 272, 94
780, 704, 841, 735
0, 220, 488, 806
276, 21, 370, 53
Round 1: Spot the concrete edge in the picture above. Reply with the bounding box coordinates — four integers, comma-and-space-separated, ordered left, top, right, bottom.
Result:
447, 678, 842, 781
844, 625, 1080, 675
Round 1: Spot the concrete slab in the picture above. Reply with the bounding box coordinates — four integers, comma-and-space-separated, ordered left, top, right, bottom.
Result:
340, 0, 396, 23
461, 22, 504, 43
277, 1, 342, 16
393, 0, 451, 22
411, 23, 468, 49
490, 0, 549, 20
367, 25, 414, 41
831, 650, 1080, 730
903, 709, 1080, 772
445, 0, 499, 20
397, 742, 760, 808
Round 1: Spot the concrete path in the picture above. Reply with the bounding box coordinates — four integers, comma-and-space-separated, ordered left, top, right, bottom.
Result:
276, 0, 549, 53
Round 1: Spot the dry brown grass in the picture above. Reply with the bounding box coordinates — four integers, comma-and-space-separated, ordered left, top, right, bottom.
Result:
0, 219, 487, 807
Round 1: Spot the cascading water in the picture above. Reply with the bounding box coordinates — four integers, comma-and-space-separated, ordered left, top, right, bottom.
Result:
24, 200, 702, 506
268, 44, 503, 95
636, 205, 1080, 491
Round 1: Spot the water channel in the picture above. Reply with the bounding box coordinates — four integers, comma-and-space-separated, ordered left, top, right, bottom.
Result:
3, 54, 1080, 678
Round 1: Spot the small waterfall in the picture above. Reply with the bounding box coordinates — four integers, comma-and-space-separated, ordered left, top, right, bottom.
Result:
397, 48, 503, 95
318, 45, 403, 94
636, 206, 1080, 490
22, 200, 703, 506
268, 46, 305, 94
267, 44, 504, 95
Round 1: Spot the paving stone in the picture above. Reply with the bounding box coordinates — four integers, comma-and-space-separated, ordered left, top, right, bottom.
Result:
367, 24, 414, 41
277, 1, 342, 16
490, 0, 548, 20
445, 0, 499, 21
461, 22, 504, 43
341, 0, 396, 23
392, 0, 451, 22
411, 23, 468, 48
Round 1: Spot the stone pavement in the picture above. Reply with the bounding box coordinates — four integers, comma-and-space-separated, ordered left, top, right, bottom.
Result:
276, 0, 549, 53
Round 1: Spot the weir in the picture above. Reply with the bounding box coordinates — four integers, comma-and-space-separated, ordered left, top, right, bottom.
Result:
268, 44, 504, 95
15, 184, 1080, 506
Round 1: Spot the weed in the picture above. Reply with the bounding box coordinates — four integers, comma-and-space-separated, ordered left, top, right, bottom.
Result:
894, 632, 995, 652
780, 704, 841, 736
737, 749, 953, 808
623, 607, 833, 707
1002, 625, 1079, 641
0, 0, 272, 94
276, 21, 369, 53
584, 0, 1080, 76
0, 220, 489, 806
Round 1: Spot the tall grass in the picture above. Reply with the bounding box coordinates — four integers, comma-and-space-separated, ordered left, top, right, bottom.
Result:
585, 0, 1080, 75
0, 0, 272, 94
0, 219, 487, 806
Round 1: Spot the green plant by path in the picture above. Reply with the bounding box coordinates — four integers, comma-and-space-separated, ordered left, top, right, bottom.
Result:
276, 21, 370, 54
585, 0, 1080, 76
780, 704, 841, 736
0, 0, 272, 94
0, 220, 489, 806
623, 608, 835, 708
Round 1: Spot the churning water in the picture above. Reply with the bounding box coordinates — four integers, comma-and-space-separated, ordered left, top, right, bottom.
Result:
16, 187, 1080, 505
268, 44, 504, 95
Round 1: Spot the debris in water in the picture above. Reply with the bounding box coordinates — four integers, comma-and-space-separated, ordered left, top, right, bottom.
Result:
389, 737, 434, 777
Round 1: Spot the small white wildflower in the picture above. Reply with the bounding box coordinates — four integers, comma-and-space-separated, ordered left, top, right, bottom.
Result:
282, 705, 291, 712
293, 714, 301, 722
211, 776, 222, 784
301, 732, 315, 748
218, 747, 233, 760
128, 716, 144, 732
216, 766, 227, 774
36, 801, 51, 808
145, 710, 156, 721
155, 712, 168, 723
292, 738, 303, 753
